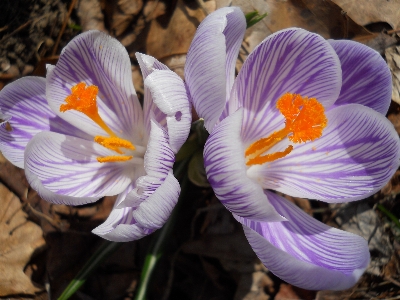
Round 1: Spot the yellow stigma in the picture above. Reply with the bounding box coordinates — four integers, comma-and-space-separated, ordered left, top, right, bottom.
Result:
245, 93, 327, 166
61, 82, 136, 163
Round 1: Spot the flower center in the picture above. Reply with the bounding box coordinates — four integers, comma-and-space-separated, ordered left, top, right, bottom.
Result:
245, 93, 327, 166
60, 82, 135, 163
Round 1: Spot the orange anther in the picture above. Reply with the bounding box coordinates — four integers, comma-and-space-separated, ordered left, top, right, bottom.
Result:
95, 136, 135, 154
97, 155, 133, 163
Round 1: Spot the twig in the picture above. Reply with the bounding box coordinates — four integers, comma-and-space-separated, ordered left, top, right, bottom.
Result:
52, 0, 78, 55
26, 203, 62, 229
384, 276, 400, 288
0, 20, 32, 43
0, 13, 52, 44
387, 28, 400, 35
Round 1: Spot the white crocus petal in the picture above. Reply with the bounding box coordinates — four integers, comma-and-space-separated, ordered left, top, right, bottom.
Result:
25, 168, 99, 205
230, 28, 342, 145
117, 119, 175, 209
236, 191, 369, 291
185, 7, 246, 133
0, 112, 11, 124
0, 77, 89, 168
136, 52, 170, 136
249, 104, 400, 202
144, 69, 191, 153
94, 126, 180, 240
92, 184, 154, 242
131, 172, 180, 230
204, 108, 285, 222
329, 40, 392, 115
25, 131, 136, 198
46, 31, 144, 142
136, 52, 169, 79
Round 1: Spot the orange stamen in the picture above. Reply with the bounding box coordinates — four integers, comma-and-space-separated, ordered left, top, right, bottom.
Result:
97, 155, 133, 163
94, 136, 135, 154
60, 82, 115, 137
245, 93, 327, 166
61, 83, 137, 164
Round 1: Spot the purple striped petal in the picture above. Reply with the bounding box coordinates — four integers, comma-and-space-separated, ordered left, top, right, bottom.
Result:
230, 28, 341, 145
92, 206, 154, 242
0, 77, 89, 168
144, 70, 191, 153
236, 191, 369, 291
329, 40, 392, 115
92, 184, 155, 242
204, 108, 284, 222
93, 172, 181, 242
117, 119, 175, 209
24, 131, 137, 198
249, 104, 400, 202
136, 53, 169, 136
131, 172, 179, 230
0, 112, 11, 123
46, 30, 144, 142
25, 168, 99, 205
185, 7, 246, 132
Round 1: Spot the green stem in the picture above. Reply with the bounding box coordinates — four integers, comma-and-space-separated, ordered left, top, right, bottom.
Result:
376, 203, 400, 229
134, 175, 189, 300
58, 240, 121, 300
58, 160, 190, 300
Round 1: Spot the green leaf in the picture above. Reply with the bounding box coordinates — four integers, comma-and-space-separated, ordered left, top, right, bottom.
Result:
245, 10, 268, 29
376, 203, 400, 229
187, 149, 210, 187
134, 175, 190, 300
175, 137, 200, 162
57, 241, 121, 300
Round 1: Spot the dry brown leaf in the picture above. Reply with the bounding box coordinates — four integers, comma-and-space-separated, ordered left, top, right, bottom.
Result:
217, 0, 369, 70
0, 153, 29, 200
331, 0, 400, 30
145, 0, 206, 60
105, 0, 143, 36
0, 183, 45, 296
302, 0, 370, 38
353, 32, 397, 55
77, 0, 107, 32
385, 45, 400, 104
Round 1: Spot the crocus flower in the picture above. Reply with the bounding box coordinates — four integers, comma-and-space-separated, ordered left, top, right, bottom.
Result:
184, 7, 400, 290
0, 31, 191, 242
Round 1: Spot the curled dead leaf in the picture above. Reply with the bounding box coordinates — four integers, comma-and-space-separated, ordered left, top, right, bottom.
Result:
385, 45, 400, 105
0, 183, 45, 296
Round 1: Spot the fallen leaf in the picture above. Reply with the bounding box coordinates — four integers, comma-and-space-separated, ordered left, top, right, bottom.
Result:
0, 153, 29, 199
217, 0, 369, 71
353, 32, 397, 55
385, 45, 400, 105
105, 0, 143, 36
334, 202, 393, 276
234, 270, 274, 300
144, 0, 206, 60
331, 0, 400, 30
77, 0, 107, 32
0, 183, 45, 296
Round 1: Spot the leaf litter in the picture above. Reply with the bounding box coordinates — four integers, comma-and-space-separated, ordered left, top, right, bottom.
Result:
0, 0, 400, 299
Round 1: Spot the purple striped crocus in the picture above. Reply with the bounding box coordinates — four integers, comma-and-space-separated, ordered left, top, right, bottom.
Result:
0, 31, 191, 242
184, 7, 400, 290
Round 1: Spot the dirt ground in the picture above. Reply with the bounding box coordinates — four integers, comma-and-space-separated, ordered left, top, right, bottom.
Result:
0, 0, 400, 299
